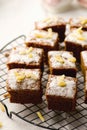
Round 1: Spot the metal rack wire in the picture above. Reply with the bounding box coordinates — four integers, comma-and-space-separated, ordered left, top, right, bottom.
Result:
0, 35, 87, 130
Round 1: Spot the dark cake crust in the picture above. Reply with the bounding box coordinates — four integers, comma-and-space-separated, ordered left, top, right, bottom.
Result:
65, 41, 87, 63
6, 69, 43, 104
46, 75, 77, 112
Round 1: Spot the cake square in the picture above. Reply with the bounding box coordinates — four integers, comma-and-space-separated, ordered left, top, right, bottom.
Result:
85, 71, 87, 103
65, 28, 87, 62
46, 75, 77, 112
48, 51, 77, 77
35, 17, 66, 42
6, 69, 42, 104
7, 46, 44, 70
69, 17, 87, 31
81, 51, 87, 75
25, 29, 59, 63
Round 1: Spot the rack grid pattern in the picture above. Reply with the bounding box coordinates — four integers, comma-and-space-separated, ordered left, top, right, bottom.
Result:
0, 35, 87, 130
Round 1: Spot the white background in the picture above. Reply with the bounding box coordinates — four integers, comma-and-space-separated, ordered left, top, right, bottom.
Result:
0, 0, 87, 130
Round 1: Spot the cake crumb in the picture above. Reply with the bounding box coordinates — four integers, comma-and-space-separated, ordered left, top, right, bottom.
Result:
4, 52, 9, 57
68, 57, 76, 63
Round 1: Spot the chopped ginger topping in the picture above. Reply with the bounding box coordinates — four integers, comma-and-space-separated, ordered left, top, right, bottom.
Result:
14, 71, 25, 77
28, 53, 33, 58
81, 19, 87, 25
19, 50, 26, 55
14, 71, 25, 82
58, 75, 66, 87
35, 29, 53, 39
16, 75, 25, 82
59, 75, 65, 80
27, 47, 33, 53
76, 27, 83, 34
47, 28, 53, 39
73, 27, 86, 41
55, 55, 64, 64
26, 73, 37, 80
58, 80, 66, 87
68, 57, 76, 63
0, 102, 5, 112
14, 71, 37, 82
19, 47, 33, 55
77, 36, 86, 41
0, 122, 3, 128
14, 71, 20, 77
36, 112, 45, 122
35, 33, 45, 38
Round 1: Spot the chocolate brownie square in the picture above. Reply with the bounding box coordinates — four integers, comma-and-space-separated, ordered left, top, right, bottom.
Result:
25, 29, 59, 63
46, 74, 77, 112
6, 69, 42, 104
65, 28, 87, 62
48, 51, 77, 77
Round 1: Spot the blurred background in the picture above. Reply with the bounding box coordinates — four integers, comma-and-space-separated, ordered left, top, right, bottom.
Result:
0, 0, 87, 48
0, 0, 87, 130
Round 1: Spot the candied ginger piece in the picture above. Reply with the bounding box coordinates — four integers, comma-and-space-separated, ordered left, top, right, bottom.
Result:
37, 112, 45, 122
26, 47, 33, 53
47, 28, 53, 38
59, 75, 65, 80
76, 27, 83, 34
81, 18, 87, 25
77, 36, 86, 41
68, 57, 76, 63
28, 53, 33, 58
58, 80, 66, 87
16, 75, 25, 82
55, 55, 64, 64
35, 32, 45, 38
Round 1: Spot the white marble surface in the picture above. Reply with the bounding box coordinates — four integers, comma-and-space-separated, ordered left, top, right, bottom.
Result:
0, 0, 87, 130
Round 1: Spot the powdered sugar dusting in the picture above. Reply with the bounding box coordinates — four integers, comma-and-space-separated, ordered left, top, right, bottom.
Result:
47, 75, 76, 98
65, 30, 87, 46
26, 30, 58, 46
7, 69, 41, 90
8, 47, 43, 65
48, 51, 76, 68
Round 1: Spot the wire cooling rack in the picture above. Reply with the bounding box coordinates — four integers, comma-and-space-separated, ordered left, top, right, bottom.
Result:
0, 35, 87, 130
